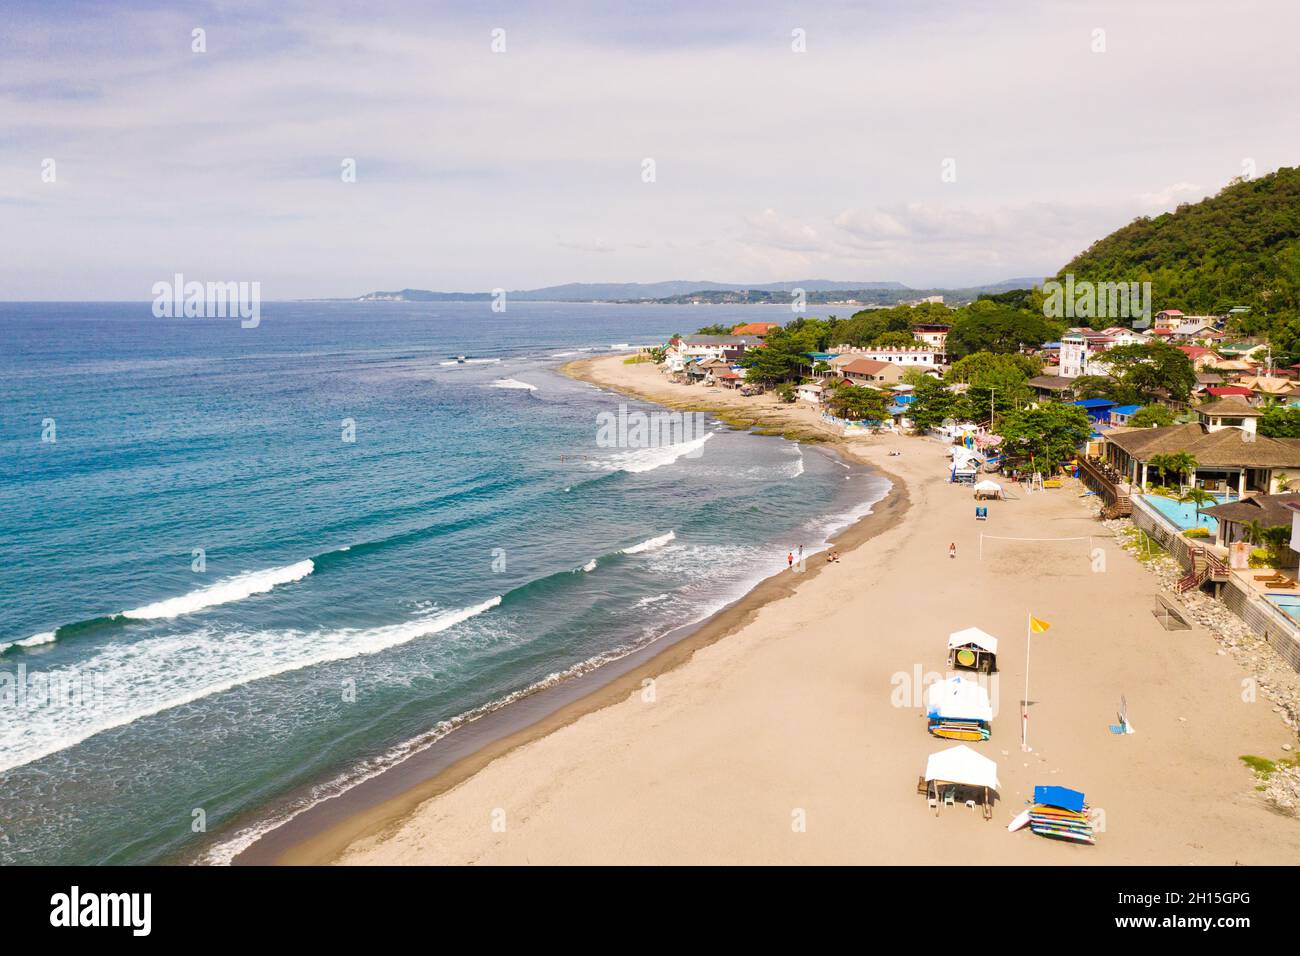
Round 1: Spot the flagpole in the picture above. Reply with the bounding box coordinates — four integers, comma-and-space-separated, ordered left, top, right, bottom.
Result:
1022, 610, 1031, 751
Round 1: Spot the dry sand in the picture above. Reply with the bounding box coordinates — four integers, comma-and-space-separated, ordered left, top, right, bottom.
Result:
300, 356, 1300, 864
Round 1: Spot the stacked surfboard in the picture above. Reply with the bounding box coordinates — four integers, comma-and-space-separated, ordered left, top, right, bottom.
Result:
1024, 786, 1095, 845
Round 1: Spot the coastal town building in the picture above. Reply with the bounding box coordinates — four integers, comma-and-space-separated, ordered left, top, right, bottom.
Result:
730, 322, 780, 338
1058, 328, 1116, 378
1098, 399, 1300, 497
664, 334, 757, 371
840, 357, 906, 386
911, 323, 950, 361
829, 344, 940, 368
1201, 493, 1300, 553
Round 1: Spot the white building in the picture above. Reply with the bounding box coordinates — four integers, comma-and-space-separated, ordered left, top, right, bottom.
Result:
1059, 328, 1117, 378
828, 345, 939, 367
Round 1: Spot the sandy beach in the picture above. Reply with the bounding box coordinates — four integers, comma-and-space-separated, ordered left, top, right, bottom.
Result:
289, 356, 1300, 865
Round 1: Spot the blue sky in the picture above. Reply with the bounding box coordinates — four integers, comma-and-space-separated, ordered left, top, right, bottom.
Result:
2, 0, 1299, 298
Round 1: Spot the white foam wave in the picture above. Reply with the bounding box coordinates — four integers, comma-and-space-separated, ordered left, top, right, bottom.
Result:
632, 593, 671, 609
0, 597, 502, 775
490, 378, 537, 391
122, 560, 315, 621
589, 433, 711, 474
0, 631, 56, 653
622, 530, 676, 554
581, 559, 598, 572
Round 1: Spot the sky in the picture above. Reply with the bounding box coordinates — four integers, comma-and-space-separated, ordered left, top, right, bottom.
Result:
2, 0, 1299, 299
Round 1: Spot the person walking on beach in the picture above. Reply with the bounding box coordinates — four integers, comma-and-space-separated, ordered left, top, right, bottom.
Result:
787, 550, 794, 570
949, 542, 957, 560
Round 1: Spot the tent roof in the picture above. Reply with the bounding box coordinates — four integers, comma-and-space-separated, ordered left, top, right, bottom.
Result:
924, 744, 1000, 790
948, 626, 998, 655
973, 480, 1002, 493
926, 677, 993, 723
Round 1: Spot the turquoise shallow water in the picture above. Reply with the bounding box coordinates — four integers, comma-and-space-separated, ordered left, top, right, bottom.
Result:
0, 301, 887, 864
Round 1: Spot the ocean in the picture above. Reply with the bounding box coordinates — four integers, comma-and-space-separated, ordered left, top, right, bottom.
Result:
0, 301, 888, 864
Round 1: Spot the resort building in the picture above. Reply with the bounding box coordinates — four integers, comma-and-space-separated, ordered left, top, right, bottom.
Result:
1153, 309, 1185, 330
1097, 399, 1300, 497
1200, 493, 1300, 553
828, 344, 940, 368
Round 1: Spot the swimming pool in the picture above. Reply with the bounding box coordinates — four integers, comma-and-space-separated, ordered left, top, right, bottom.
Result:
1265, 593, 1300, 623
1140, 493, 1234, 533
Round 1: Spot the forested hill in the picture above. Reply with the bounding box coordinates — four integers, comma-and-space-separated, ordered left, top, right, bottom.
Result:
1056, 166, 1300, 345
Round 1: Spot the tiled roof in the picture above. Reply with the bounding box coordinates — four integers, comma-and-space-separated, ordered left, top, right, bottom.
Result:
1197, 398, 1263, 416
1104, 422, 1300, 467
1200, 494, 1300, 528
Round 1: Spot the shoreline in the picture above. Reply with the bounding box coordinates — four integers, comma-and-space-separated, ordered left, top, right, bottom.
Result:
240, 355, 1300, 866
233, 360, 905, 865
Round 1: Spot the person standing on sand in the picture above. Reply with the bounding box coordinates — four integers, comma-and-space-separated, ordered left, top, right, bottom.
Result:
788, 550, 794, 570
949, 542, 957, 560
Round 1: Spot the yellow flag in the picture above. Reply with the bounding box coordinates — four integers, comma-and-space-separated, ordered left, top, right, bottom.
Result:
1029, 616, 1051, 634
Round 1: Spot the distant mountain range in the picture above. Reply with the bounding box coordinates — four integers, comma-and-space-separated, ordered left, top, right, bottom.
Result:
352, 277, 1043, 304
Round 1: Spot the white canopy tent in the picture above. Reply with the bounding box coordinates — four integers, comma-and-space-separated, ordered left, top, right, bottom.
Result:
924, 744, 1001, 791
948, 627, 998, 655
947, 626, 999, 673
973, 479, 1003, 499
926, 677, 993, 723
922, 744, 1000, 818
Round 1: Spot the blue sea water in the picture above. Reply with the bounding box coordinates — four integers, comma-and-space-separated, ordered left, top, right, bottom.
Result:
0, 301, 887, 864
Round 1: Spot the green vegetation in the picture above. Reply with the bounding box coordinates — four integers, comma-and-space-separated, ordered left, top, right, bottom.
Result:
1118, 526, 1167, 562
1127, 404, 1175, 428
1058, 166, 1300, 361
694, 323, 735, 335
1147, 452, 1198, 487
1259, 405, 1300, 438
823, 379, 890, 422
997, 403, 1093, 471
1240, 753, 1300, 778
944, 300, 1063, 357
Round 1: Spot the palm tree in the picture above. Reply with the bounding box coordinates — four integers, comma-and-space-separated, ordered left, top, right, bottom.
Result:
1179, 487, 1216, 527
1244, 518, 1265, 547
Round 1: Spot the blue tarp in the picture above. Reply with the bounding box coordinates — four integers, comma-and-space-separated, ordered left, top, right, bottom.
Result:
1033, 785, 1085, 812
894, 394, 918, 405
1112, 404, 1141, 416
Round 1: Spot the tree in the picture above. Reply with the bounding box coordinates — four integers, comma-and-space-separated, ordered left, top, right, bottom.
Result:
1179, 487, 1216, 525
1258, 405, 1300, 438
905, 377, 970, 432
944, 351, 1041, 384
825, 381, 890, 422
737, 331, 807, 384
1148, 452, 1197, 488
945, 300, 1063, 357
871, 330, 917, 348
1127, 404, 1175, 428
998, 403, 1093, 471
1101, 343, 1196, 402
695, 323, 733, 335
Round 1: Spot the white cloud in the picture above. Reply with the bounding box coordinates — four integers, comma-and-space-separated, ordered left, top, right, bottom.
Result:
0, 1, 1298, 297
